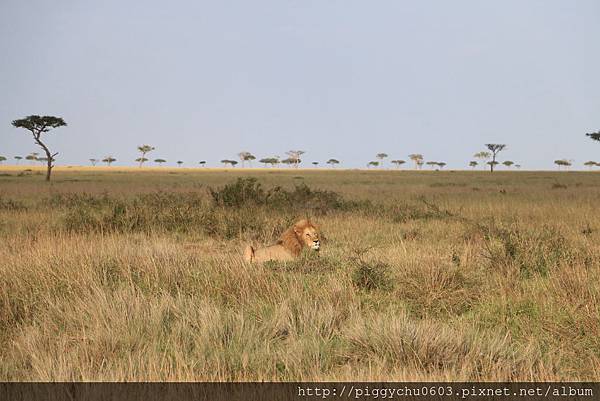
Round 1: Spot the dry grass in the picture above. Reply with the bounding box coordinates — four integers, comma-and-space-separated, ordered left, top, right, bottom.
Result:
0, 167, 599, 381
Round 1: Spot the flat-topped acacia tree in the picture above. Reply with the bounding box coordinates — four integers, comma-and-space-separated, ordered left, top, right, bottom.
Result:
587, 131, 600, 141
12, 115, 67, 181
137, 145, 154, 167
485, 144, 506, 172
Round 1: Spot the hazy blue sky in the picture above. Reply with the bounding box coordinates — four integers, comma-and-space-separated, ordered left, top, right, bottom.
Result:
1, 0, 599, 168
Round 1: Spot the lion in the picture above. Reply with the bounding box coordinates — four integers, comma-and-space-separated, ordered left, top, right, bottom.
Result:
243, 219, 321, 263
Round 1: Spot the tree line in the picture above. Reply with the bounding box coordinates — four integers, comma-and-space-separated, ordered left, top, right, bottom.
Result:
5, 115, 600, 181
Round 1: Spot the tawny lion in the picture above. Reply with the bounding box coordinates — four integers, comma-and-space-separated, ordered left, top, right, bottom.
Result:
243, 219, 321, 263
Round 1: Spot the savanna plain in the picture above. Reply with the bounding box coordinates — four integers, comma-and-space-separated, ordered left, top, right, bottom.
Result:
0, 167, 599, 381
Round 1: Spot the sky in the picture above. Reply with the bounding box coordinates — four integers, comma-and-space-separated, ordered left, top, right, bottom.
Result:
1, 0, 599, 169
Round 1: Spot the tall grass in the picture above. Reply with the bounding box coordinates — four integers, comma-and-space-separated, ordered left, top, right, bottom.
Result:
0, 169, 599, 380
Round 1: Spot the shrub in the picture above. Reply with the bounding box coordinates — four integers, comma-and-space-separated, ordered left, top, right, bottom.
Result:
351, 260, 393, 291
209, 178, 266, 208
209, 177, 367, 215
481, 224, 578, 277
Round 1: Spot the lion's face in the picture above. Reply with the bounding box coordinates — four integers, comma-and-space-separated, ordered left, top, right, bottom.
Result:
294, 220, 321, 251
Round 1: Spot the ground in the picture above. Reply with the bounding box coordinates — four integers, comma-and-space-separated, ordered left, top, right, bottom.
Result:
0, 166, 599, 380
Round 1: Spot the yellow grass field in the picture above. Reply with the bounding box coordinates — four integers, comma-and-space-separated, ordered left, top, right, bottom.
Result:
0, 166, 599, 381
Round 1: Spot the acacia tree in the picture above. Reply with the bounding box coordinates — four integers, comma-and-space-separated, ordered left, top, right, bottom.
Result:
177, 160, 183, 167
437, 162, 447, 169
312, 161, 319, 167
473, 151, 491, 170
89, 158, 99, 166
199, 161, 206, 167
391, 160, 406, 169
0, 156, 6, 164
11, 115, 67, 181
367, 161, 379, 168
503, 160, 514, 168
376, 153, 388, 167
221, 159, 238, 167
326, 159, 340, 168
425, 161, 438, 169
586, 131, 600, 142
137, 145, 154, 167
281, 158, 296, 167
485, 144, 506, 172
26, 153, 39, 165
259, 157, 279, 167
238, 151, 256, 167
554, 159, 571, 170
286, 150, 305, 168
103, 156, 116, 166
154, 158, 167, 166
584, 161, 598, 170
408, 154, 424, 169
14, 156, 22, 164
469, 161, 478, 169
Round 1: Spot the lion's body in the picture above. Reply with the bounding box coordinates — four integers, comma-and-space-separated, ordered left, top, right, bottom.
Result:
243, 219, 320, 263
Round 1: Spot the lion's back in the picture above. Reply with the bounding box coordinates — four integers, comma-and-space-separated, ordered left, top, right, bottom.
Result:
245, 244, 294, 263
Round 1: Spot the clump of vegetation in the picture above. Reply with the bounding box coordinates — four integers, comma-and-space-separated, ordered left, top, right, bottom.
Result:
209, 177, 364, 214
481, 223, 579, 277
209, 177, 267, 207
351, 260, 393, 291
0, 197, 27, 211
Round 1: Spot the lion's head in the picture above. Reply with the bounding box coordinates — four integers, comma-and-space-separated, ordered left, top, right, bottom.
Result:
279, 219, 321, 256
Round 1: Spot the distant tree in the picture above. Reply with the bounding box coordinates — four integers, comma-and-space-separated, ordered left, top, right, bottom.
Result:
14, 156, 23, 165
285, 150, 305, 168
367, 161, 379, 168
416, 160, 424, 169
502, 160, 514, 168
103, 156, 116, 166
312, 161, 319, 167
281, 158, 296, 167
0, 156, 6, 164
221, 159, 238, 167
425, 161, 438, 169
408, 154, 424, 169
487, 161, 500, 170
391, 160, 406, 169
376, 153, 388, 167
259, 157, 279, 167
469, 161, 478, 169
137, 145, 154, 167
515, 164, 521, 169
485, 144, 506, 172
473, 151, 491, 170
554, 159, 571, 170
177, 160, 183, 167
199, 161, 206, 167
12, 115, 67, 181
326, 158, 340, 168
584, 161, 598, 170
586, 131, 600, 142
154, 158, 167, 166
89, 158, 99, 166
238, 151, 256, 167
437, 162, 447, 169
26, 152, 39, 164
